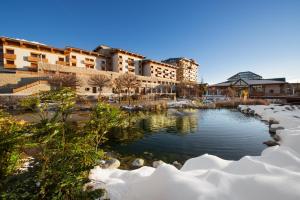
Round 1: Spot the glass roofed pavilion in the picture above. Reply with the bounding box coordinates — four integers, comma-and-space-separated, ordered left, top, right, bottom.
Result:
209, 71, 289, 97
227, 71, 262, 82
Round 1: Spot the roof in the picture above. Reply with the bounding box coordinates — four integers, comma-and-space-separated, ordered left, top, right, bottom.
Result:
1, 36, 108, 58
162, 57, 199, 66
0, 36, 65, 53
244, 79, 286, 85
142, 59, 177, 69
65, 46, 108, 58
210, 81, 232, 87
227, 71, 262, 81
94, 45, 145, 59
211, 78, 287, 87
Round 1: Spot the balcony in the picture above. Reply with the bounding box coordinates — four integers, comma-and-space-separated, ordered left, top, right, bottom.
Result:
4, 63, 17, 69
70, 58, 77, 63
56, 61, 67, 66
83, 60, 95, 65
27, 56, 40, 62
4, 53, 16, 60
27, 56, 48, 63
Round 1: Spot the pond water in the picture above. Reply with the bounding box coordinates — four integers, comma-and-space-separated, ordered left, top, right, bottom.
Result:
106, 109, 270, 162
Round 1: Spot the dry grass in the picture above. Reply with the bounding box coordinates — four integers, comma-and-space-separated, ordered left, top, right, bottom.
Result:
214, 98, 268, 108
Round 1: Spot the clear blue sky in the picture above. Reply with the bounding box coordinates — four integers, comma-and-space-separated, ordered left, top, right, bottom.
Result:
1, 0, 300, 84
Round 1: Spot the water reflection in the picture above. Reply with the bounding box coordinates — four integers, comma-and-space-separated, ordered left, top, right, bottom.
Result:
110, 109, 199, 142
106, 109, 270, 162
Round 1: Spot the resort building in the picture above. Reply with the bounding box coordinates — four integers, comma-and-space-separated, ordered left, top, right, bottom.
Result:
208, 71, 289, 97
0, 37, 199, 95
162, 57, 198, 82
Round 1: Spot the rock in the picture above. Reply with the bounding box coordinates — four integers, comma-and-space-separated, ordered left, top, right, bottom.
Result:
272, 134, 281, 142
152, 160, 165, 168
263, 140, 279, 147
269, 124, 284, 133
172, 161, 183, 169
103, 158, 120, 169
269, 117, 279, 125
132, 158, 144, 167
248, 109, 255, 115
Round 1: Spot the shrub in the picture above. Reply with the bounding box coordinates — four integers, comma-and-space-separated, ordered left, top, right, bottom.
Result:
0, 110, 29, 186
19, 96, 40, 112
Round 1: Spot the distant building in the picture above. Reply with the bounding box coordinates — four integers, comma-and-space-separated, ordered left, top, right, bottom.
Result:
0, 37, 198, 95
162, 57, 198, 82
209, 71, 288, 97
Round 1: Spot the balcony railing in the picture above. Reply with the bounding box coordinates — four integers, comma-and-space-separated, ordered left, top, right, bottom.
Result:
27, 56, 48, 63
83, 60, 95, 65
4, 63, 17, 69
4, 53, 16, 60
70, 58, 77, 63
56, 61, 67, 66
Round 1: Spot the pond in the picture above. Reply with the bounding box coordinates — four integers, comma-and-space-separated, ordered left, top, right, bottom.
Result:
105, 109, 270, 162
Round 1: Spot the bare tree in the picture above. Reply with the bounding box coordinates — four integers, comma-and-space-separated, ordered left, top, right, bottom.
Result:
113, 77, 124, 102
117, 73, 140, 105
88, 74, 111, 97
177, 81, 189, 98
227, 86, 236, 98
48, 73, 81, 90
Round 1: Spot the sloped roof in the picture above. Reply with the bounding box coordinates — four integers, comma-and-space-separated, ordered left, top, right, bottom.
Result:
227, 71, 262, 81
211, 78, 286, 87
162, 57, 199, 66
244, 79, 286, 85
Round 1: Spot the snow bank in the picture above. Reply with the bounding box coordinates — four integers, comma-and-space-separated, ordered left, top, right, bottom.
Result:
89, 104, 300, 200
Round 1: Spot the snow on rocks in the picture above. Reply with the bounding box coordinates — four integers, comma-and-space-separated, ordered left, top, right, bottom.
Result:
88, 104, 300, 200
172, 161, 183, 169
103, 158, 121, 169
131, 158, 145, 168
152, 160, 165, 168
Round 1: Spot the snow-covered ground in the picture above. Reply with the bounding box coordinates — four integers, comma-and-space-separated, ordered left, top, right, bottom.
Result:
89, 104, 300, 200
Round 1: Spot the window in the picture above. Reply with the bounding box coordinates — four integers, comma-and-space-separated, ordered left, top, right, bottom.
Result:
72, 63, 76, 67
58, 57, 64, 61
102, 61, 106, 64
85, 88, 90, 91
72, 55, 76, 59
119, 62, 122, 65
6, 49, 14, 54
41, 54, 46, 59
119, 55, 122, 58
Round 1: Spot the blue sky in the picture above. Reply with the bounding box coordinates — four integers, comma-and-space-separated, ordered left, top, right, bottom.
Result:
1, 0, 300, 84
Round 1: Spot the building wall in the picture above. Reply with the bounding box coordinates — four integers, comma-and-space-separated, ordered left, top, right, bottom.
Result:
163, 58, 198, 82
67, 52, 96, 69
264, 84, 282, 95
0, 37, 199, 95
112, 52, 143, 74
178, 59, 197, 82
1, 45, 64, 70
144, 62, 176, 81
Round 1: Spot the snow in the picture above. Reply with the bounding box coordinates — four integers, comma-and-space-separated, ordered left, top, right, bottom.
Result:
88, 104, 300, 200
1, 36, 47, 46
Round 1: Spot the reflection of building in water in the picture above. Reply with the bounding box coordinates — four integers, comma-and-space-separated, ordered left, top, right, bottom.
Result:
176, 115, 198, 134
140, 110, 198, 134
140, 113, 177, 131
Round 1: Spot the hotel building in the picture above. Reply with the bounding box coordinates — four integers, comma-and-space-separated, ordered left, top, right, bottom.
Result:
0, 37, 199, 95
